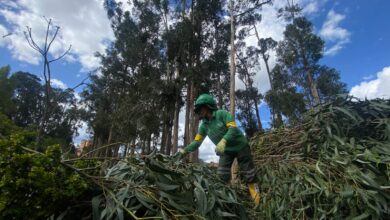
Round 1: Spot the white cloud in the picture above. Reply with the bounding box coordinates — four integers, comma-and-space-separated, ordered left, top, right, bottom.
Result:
50, 78, 67, 89
362, 74, 375, 81
350, 66, 390, 99
302, 1, 319, 15
0, 24, 11, 47
320, 10, 350, 56
73, 121, 91, 144
0, 0, 114, 71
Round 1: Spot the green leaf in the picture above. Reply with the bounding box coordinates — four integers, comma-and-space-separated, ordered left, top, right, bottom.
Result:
194, 181, 207, 215
352, 211, 371, 220
333, 106, 357, 122
92, 195, 101, 220
155, 182, 180, 191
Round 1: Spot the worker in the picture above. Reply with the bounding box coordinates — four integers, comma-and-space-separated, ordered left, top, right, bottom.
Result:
177, 93, 260, 205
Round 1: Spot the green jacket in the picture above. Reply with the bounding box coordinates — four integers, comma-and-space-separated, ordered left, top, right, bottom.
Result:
185, 109, 248, 153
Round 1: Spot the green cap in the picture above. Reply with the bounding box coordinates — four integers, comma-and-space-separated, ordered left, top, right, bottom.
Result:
195, 94, 217, 113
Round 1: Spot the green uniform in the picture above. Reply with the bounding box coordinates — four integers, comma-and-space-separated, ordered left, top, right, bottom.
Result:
185, 109, 256, 183
185, 109, 247, 153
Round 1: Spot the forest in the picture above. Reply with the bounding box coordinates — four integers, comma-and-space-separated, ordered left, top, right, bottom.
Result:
0, 0, 389, 219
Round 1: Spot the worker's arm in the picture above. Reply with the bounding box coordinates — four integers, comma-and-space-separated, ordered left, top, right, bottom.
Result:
222, 111, 240, 143
184, 123, 207, 152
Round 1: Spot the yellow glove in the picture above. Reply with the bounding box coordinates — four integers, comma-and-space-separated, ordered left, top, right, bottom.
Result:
215, 138, 227, 156
179, 148, 188, 155
175, 148, 188, 160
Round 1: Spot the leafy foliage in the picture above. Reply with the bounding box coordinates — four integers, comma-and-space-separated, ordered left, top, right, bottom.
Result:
0, 66, 83, 150
0, 114, 89, 219
251, 97, 390, 219
90, 154, 249, 219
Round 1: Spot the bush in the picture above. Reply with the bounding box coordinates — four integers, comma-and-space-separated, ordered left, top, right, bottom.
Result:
0, 115, 89, 219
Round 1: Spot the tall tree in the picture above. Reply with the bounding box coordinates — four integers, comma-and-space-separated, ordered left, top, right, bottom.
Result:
24, 18, 72, 143
276, 17, 323, 107
0, 66, 15, 117
265, 64, 305, 126
9, 72, 44, 127
236, 44, 263, 132
316, 66, 347, 102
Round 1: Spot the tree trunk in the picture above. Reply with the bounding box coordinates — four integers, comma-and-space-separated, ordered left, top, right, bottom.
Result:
254, 24, 277, 127
172, 100, 180, 154
181, 0, 186, 18
217, 73, 223, 109
123, 143, 128, 158
106, 124, 114, 157
229, 0, 239, 183
229, 0, 236, 115
306, 71, 320, 106
165, 118, 173, 155
262, 54, 277, 127
189, 81, 199, 162
130, 139, 135, 156
253, 98, 263, 131
184, 83, 191, 146
160, 119, 167, 154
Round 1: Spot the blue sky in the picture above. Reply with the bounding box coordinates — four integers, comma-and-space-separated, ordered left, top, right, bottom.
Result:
313, 0, 390, 88
1, 0, 390, 161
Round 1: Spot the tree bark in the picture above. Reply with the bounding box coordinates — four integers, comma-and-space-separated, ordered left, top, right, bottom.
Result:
229, 0, 239, 183
184, 83, 191, 146
229, 0, 236, 115
307, 71, 320, 106
146, 135, 151, 154
254, 24, 277, 127
217, 73, 223, 109
189, 81, 198, 162
130, 139, 135, 156
172, 100, 180, 154
160, 118, 167, 154
303, 57, 321, 106
253, 98, 263, 131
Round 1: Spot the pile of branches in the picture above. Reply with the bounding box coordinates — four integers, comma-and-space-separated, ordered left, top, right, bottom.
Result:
1, 111, 250, 219
66, 154, 249, 220
251, 97, 390, 219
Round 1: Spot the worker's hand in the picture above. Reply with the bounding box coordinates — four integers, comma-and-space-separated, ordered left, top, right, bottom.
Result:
175, 148, 188, 160
215, 138, 226, 156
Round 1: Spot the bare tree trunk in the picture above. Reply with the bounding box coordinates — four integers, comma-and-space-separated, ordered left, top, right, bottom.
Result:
253, 98, 263, 131
181, 0, 186, 18
123, 143, 128, 158
307, 72, 320, 106
160, 119, 167, 154
165, 118, 173, 155
217, 73, 223, 109
254, 24, 276, 127
106, 124, 114, 157
130, 139, 135, 156
184, 83, 191, 146
146, 135, 151, 154
229, 0, 236, 115
189, 81, 199, 162
172, 101, 180, 154
303, 58, 320, 106
229, 0, 239, 183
